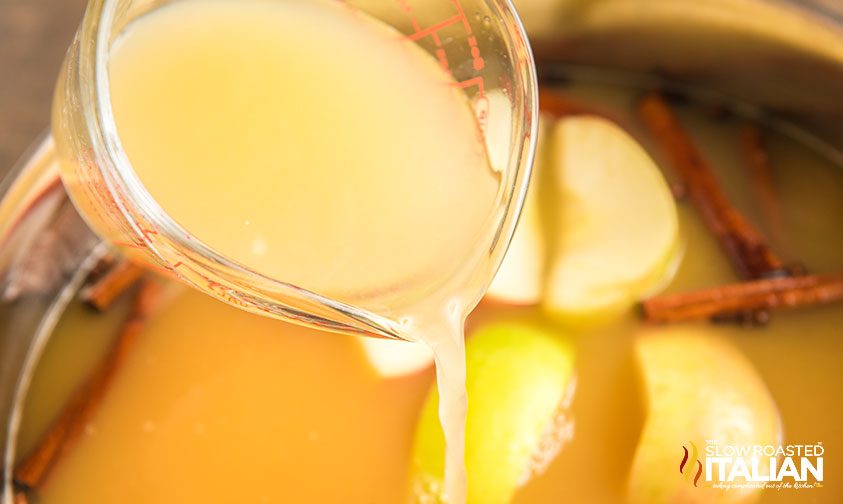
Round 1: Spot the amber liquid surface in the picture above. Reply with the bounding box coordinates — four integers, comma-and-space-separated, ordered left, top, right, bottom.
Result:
12, 71, 843, 503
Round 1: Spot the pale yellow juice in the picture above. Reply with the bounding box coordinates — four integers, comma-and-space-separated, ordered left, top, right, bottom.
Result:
110, 0, 499, 306
107, 1, 501, 501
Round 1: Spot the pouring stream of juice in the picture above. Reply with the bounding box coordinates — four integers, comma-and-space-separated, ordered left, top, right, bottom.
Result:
108, 0, 504, 502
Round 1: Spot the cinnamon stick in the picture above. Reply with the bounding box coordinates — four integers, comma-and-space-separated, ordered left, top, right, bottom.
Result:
641, 273, 843, 324
739, 125, 786, 249
14, 280, 160, 490
80, 258, 145, 312
3, 492, 29, 504
639, 93, 785, 280
539, 87, 597, 118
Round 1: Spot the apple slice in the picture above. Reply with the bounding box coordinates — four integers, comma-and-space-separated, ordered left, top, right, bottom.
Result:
628, 327, 782, 504
487, 117, 551, 305
544, 116, 679, 326
412, 322, 576, 504
358, 337, 433, 378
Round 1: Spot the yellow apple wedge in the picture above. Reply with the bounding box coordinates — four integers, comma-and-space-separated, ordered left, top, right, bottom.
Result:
544, 116, 680, 326
628, 327, 783, 504
487, 117, 552, 305
358, 336, 433, 378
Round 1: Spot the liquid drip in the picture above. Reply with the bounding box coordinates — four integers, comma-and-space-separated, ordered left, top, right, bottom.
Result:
423, 322, 469, 503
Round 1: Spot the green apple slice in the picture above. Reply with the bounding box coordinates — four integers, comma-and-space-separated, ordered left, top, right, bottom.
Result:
412, 322, 576, 504
487, 117, 552, 305
544, 115, 680, 326
628, 327, 782, 504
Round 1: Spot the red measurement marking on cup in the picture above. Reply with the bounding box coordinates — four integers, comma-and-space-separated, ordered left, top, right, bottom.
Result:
398, 0, 486, 86
397, 0, 490, 140
139, 227, 158, 240
207, 279, 250, 308
114, 239, 146, 250
113, 226, 157, 249
408, 15, 463, 41
143, 262, 176, 277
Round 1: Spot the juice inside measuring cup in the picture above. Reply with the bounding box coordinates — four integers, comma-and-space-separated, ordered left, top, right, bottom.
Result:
110, 0, 500, 303
108, 0, 501, 501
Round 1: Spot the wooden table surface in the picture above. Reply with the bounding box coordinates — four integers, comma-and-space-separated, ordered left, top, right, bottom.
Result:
0, 0, 87, 180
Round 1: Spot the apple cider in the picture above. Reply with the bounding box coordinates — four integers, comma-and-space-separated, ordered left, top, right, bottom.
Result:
6, 1, 843, 504
9, 68, 843, 503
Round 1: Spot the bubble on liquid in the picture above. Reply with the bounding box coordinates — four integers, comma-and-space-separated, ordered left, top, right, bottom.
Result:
252, 236, 268, 256
446, 299, 461, 318
522, 412, 575, 485
412, 474, 446, 504
142, 420, 157, 433
518, 374, 578, 485
482, 16, 491, 27
399, 316, 414, 329
559, 373, 577, 410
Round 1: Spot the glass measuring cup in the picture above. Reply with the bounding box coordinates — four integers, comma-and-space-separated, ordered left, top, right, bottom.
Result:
51, 0, 538, 340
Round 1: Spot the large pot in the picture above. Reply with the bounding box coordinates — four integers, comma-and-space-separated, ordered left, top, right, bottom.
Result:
2, 0, 842, 501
